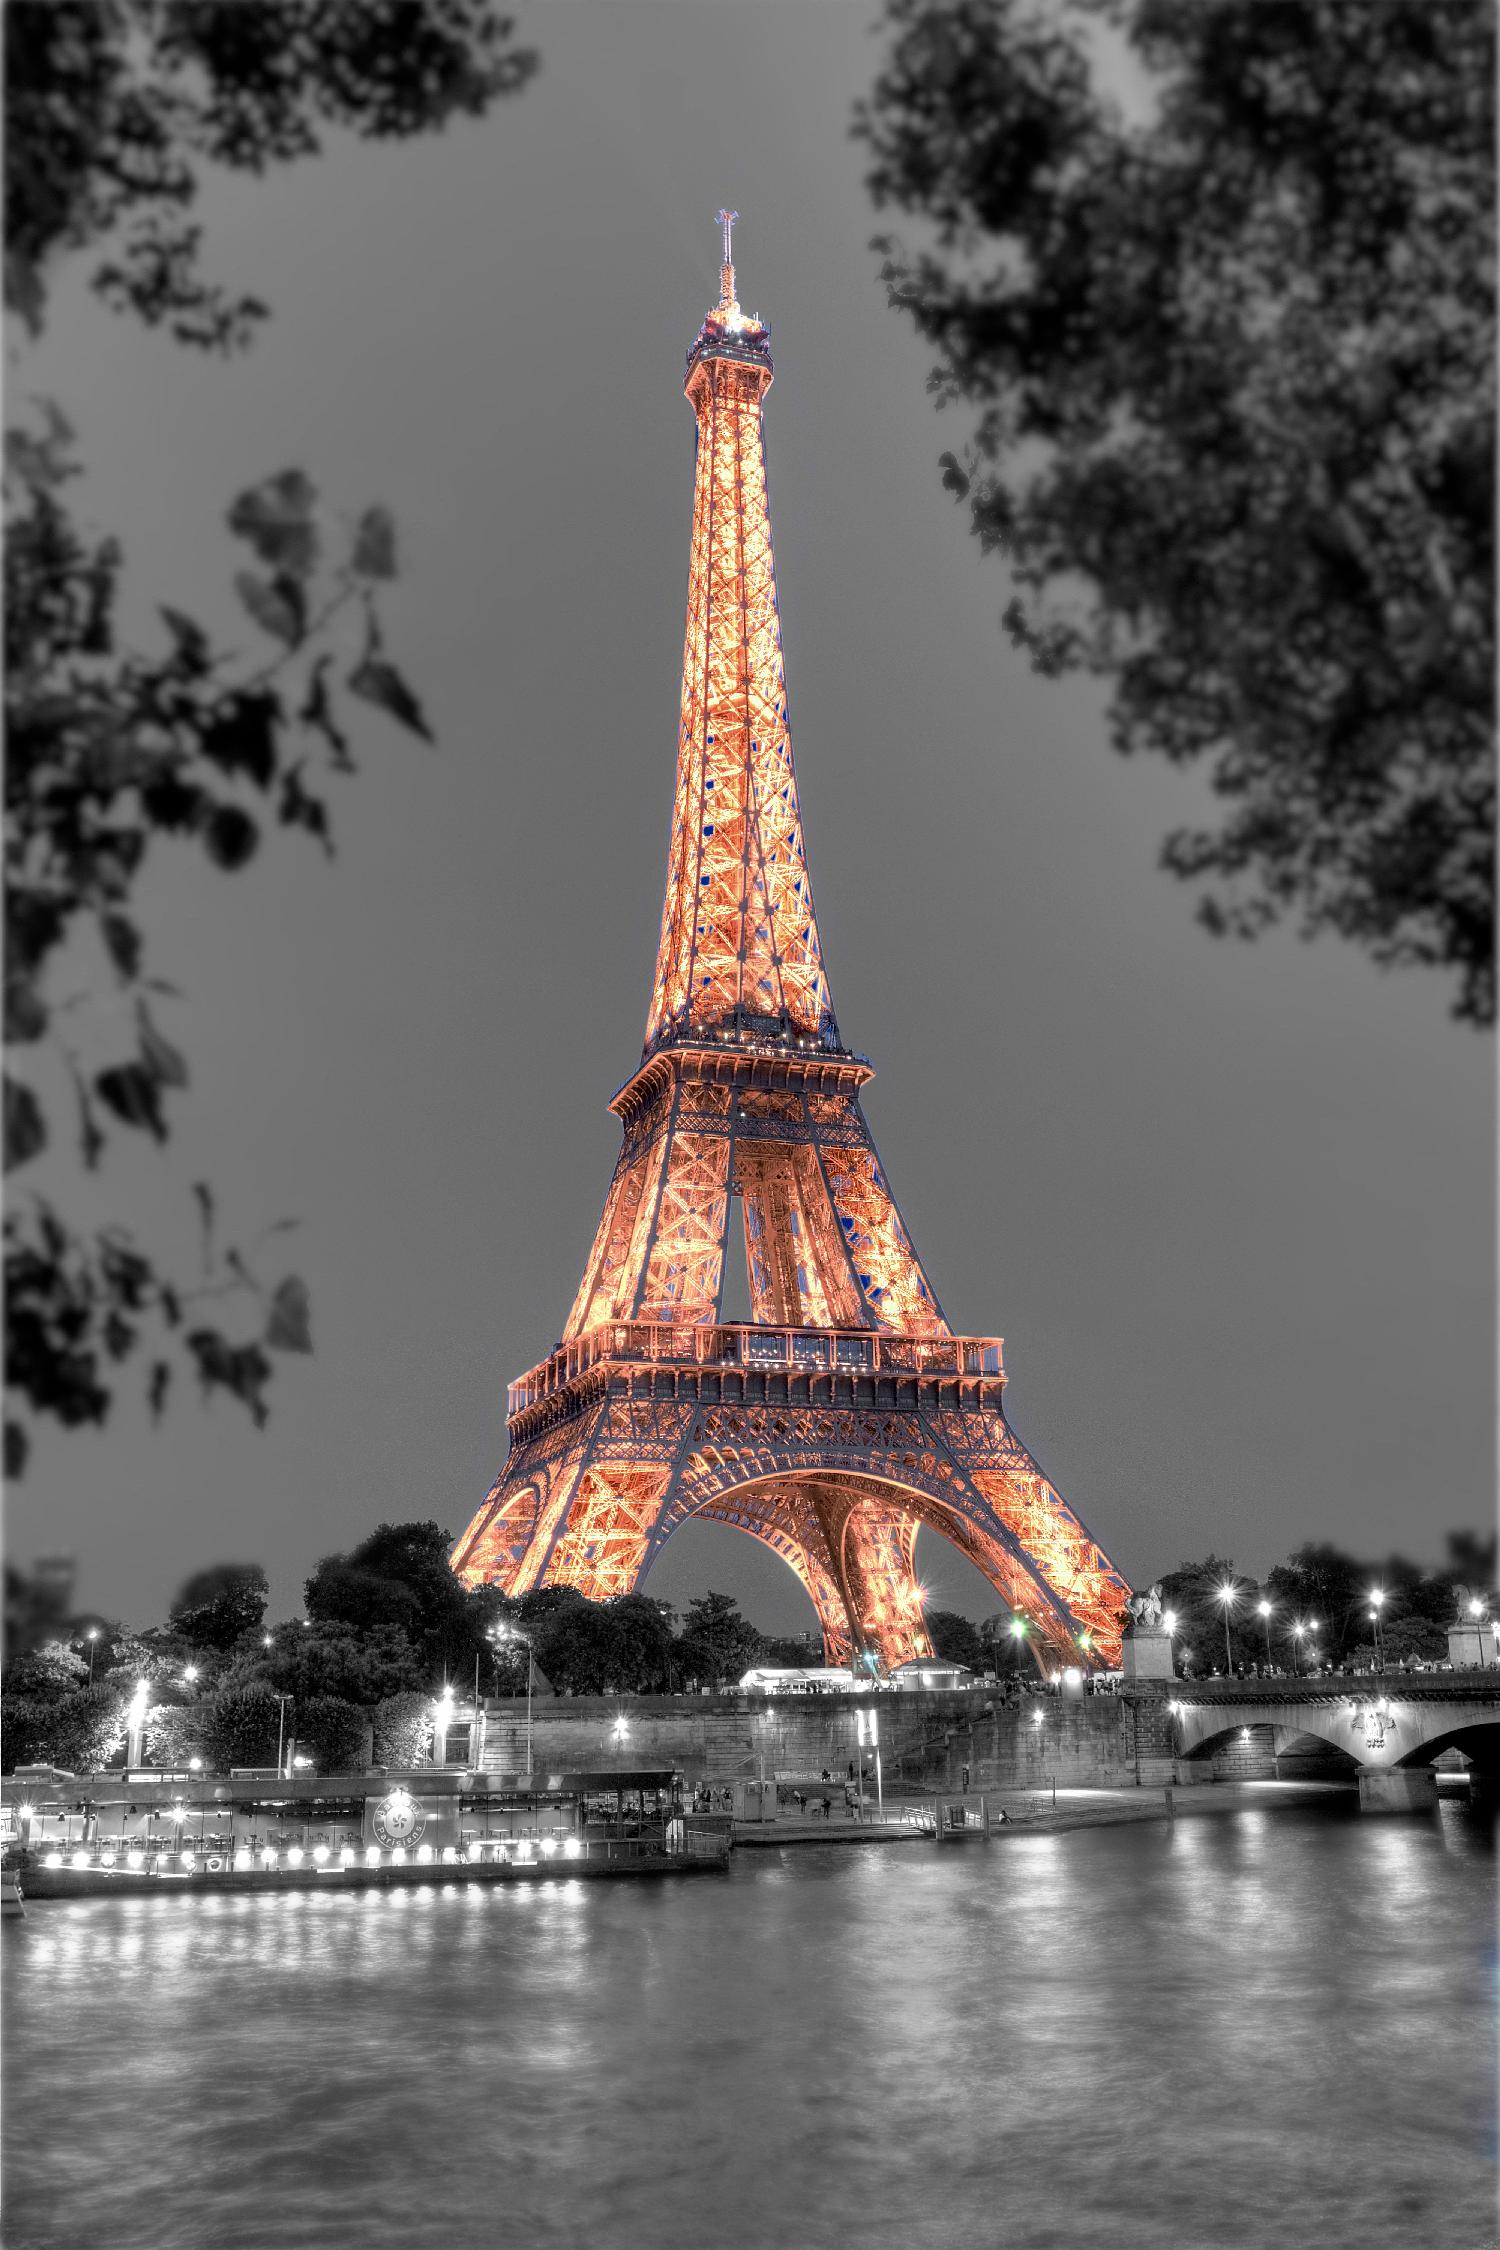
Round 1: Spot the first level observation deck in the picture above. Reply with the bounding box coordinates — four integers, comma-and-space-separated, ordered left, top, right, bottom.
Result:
508, 1322, 1005, 1437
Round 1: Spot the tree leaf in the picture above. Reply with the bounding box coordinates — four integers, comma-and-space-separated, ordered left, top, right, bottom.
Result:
201, 690, 279, 788
233, 570, 304, 646
4, 971, 48, 1043
137, 998, 189, 1089
279, 762, 333, 856
299, 656, 353, 770
347, 653, 433, 743
351, 505, 397, 580
94, 1063, 167, 1141
159, 606, 212, 676
265, 1275, 313, 1354
4, 1076, 47, 1170
200, 803, 260, 870
226, 469, 320, 576
101, 911, 142, 981
938, 450, 970, 500
185, 1328, 272, 1427
148, 1362, 171, 1423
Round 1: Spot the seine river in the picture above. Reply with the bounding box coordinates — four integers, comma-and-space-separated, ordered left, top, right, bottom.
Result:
5, 1796, 1493, 2250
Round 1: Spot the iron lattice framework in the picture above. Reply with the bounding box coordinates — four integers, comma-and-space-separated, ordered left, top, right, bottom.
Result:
453, 218, 1130, 1671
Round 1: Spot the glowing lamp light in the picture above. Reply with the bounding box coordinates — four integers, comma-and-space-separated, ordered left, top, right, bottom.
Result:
416, 1845, 434, 1865
365, 1847, 382, 1867
1369, 1588, 1386, 1610
1257, 1601, 1271, 1619
183, 1665, 199, 1683
313, 1845, 330, 1864
188, 1758, 203, 1772
341, 1848, 357, 1868
466, 1842, 484, 1864
563, 1838, 583, 1860
390, 1846, 408, 1865
441, 1847, 459, 1865
287, 1847, 305, 1868
261, 1848, 278, 1870
99, 1852, 117, 1869
1008, 1616, 1028, 1639
71, 1850, 91, 1870
126, 1679, 150, 1730
43, 1852, 63, 1870
541, 1837, 560, 1856
611, 1716, 630, 1743
1470, 1598, 1486, 1619
292, 1756, 313, 1771
126, 1850, 145, 1870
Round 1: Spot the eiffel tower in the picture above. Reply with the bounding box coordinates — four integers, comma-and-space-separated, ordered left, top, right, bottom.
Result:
452, 216, 1130, 1673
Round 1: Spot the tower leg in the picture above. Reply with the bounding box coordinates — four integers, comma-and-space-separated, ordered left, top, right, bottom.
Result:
799, 1483, 932, 1672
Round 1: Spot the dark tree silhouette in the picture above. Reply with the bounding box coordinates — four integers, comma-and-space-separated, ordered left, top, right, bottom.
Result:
856, 0, 1494, 1023
4, 3, 537, 1476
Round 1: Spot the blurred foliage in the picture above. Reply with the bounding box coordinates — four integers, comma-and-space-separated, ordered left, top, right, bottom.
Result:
3, 2, 537, 1475
168, 1562, 269, 1649
857, 0, 1494, 1021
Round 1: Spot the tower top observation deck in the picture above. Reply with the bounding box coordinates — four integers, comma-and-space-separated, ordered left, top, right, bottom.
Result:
685, 207, 773, 383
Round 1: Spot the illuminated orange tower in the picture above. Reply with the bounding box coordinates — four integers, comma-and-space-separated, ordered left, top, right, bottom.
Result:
452, 216, 1129, 1671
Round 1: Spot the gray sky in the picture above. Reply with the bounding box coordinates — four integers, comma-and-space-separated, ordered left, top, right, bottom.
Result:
13, 2, 1494, 1636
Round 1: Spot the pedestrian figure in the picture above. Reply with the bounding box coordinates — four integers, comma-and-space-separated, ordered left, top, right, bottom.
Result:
821, 1795, 832, 1819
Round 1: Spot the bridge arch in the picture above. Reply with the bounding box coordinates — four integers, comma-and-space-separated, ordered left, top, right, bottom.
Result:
1172, 1693, 1500, 1775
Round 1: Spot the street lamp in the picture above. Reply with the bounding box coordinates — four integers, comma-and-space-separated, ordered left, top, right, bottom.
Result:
1292, 1622, 1308, 1676
1215, 1582, 1238, 1677
273, 1693, 293, 1778
125, 1679, 149, 1767
85, 1627, 99, 1684
1368, 1588, 1386, 1673
1257, 1600, 1273, 1671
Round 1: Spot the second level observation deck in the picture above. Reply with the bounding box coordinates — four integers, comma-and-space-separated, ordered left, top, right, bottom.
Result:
508, 1320, 1005, 1431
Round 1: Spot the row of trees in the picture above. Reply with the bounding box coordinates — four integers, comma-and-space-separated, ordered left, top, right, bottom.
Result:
1149, 1531, 1494, 1674
0, 1520, 819, 1774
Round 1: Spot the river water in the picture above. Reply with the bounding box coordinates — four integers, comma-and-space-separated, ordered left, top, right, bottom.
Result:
5, 1795, 1493, 2250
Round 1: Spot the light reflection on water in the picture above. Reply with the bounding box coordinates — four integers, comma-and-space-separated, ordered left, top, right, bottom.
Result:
5, 1802, 1492, 2250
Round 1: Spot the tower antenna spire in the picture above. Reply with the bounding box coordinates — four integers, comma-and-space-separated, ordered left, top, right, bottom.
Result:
717, 207, 739, 314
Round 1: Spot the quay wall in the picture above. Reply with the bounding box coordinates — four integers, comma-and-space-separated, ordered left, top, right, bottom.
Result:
476, 1691, 1185, 1791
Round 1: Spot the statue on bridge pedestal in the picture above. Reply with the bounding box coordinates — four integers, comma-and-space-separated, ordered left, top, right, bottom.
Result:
1125, 1584, 1164, 1633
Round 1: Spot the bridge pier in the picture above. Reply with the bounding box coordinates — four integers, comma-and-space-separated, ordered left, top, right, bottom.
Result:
1357, 1766, 1438, 1815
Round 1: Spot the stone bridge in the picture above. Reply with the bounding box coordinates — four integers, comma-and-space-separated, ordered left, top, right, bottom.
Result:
1168, 1671, 1500, 1811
